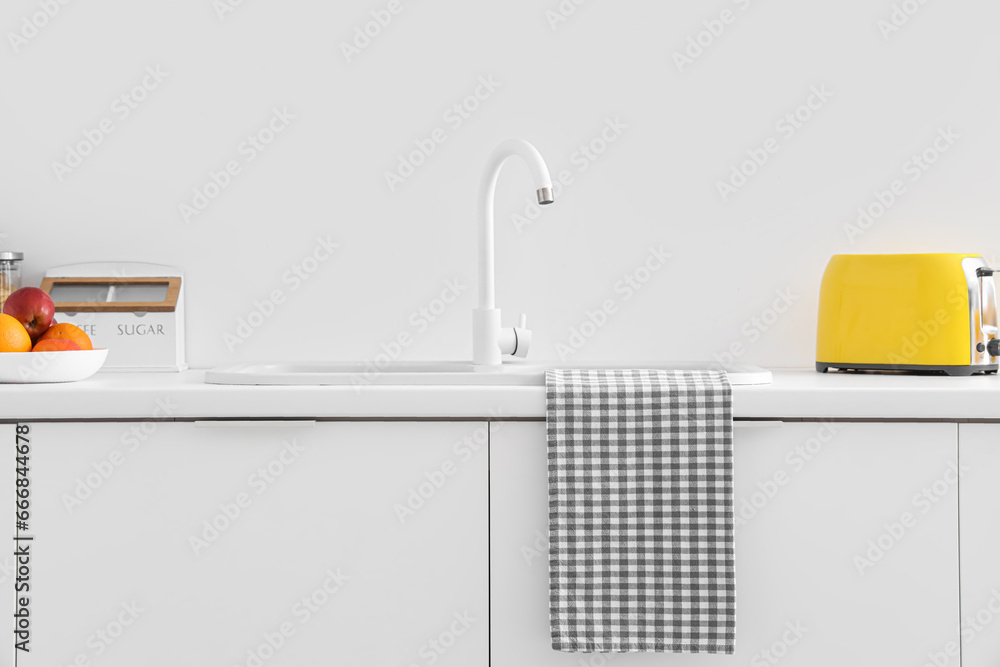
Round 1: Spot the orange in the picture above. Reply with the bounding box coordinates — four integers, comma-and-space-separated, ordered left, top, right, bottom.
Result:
32, 339, 81, 352
0, 314, 32, 352
38, 323, 93, 351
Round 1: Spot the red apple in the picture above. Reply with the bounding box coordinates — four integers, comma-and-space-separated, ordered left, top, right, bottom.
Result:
3, 287, 55, 339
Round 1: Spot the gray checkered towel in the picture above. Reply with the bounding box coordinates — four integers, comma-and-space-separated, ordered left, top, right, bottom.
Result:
547, 369, 735, 654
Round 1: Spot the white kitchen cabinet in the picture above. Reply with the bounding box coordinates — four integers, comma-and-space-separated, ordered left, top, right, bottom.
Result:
958, 424, 1000, 667
490, 421, 960, 666
21, 421, 488, 667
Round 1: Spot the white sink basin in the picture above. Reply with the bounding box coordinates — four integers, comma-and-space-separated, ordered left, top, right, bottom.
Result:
205, 361, 771, 386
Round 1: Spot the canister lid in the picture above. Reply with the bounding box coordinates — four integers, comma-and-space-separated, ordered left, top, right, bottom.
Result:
0, 252, 23, 261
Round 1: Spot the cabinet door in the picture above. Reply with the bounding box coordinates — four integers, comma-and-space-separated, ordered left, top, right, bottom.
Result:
490, 421, 959, 666
958, 424, 1000, 667
21, 421, 488, 667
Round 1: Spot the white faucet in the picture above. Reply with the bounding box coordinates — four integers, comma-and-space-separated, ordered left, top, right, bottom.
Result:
473, 139, 554, 366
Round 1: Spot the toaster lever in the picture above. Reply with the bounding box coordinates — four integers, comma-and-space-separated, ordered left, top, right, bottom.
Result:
989, 339, 1000, 358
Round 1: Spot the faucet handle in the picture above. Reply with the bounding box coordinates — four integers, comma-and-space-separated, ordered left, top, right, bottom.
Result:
510, 313, 531, 358
510, 326, 531, 358
497, 314, 532, 358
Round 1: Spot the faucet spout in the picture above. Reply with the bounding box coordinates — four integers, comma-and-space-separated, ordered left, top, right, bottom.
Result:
473, 139, 553, 366
478, 139, 553, 310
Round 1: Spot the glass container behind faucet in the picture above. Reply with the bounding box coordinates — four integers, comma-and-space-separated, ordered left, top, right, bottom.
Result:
0, 252, 24, 310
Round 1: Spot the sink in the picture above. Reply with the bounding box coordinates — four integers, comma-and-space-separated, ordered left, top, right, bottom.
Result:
203, 139, 766, 390
205, 361, 771, 386
214, 140, 770, 390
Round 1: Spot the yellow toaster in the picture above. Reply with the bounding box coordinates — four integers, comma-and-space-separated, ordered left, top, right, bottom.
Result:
816, 254, 999, 376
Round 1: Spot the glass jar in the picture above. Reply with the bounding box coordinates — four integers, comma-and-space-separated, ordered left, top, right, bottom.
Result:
0, 252, 23, 310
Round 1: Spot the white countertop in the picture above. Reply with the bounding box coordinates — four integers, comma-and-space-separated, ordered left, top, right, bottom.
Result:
3, 369, 1000, 421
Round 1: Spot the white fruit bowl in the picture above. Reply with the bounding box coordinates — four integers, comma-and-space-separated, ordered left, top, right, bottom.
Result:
0, 348, 108, 383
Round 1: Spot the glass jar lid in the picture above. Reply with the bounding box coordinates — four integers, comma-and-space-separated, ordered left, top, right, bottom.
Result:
0, 252, 24, 261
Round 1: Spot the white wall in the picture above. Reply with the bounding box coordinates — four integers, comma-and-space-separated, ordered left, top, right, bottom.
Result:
2, 0, 998, 370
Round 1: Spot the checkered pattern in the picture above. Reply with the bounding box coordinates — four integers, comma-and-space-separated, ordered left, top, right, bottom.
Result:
546, 369, 735, 654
